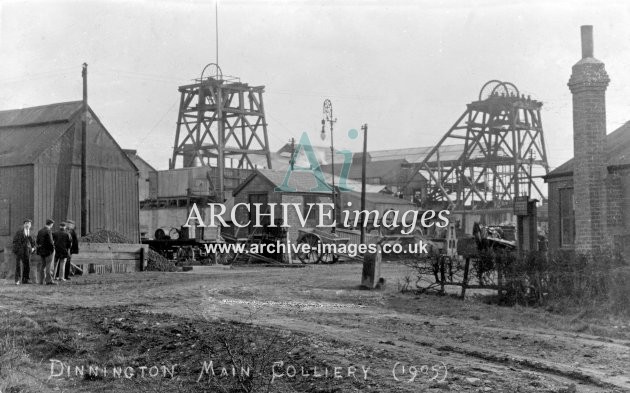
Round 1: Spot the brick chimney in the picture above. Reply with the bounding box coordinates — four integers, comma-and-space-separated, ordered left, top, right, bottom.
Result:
568, 25, 610, 253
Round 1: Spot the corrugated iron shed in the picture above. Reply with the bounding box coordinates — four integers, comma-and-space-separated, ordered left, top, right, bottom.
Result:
0, 101, 140, 246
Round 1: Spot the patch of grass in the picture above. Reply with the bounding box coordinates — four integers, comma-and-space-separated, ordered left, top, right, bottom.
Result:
0, 333, 39, 393
0, 305, 372, 393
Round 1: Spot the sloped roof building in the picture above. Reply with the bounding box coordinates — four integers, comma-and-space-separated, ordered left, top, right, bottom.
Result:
0, 101, 139, 248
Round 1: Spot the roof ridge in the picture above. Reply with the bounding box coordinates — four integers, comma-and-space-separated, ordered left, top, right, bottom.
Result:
0, 101, 83, 128
0, 100, 82, 114
545, 120, 630, 179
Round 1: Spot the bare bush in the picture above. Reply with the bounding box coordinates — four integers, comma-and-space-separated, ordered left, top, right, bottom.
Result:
494, 249, 628, 314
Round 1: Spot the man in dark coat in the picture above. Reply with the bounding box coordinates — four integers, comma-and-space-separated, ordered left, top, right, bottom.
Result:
53, 222, 72, 281
64, 219, 80, 279
36, 219, 56, 285
12, 219, 35, 285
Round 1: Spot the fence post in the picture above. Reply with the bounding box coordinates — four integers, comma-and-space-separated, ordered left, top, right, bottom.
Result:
460, 257, 470, 299
439, 255, 446, 294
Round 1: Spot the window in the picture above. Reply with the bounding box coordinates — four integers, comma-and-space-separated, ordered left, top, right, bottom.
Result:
559, 188, 575, 247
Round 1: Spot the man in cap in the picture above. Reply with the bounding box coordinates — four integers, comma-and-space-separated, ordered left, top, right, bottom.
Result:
12, 219, 35, 285
36, 219, 56, 285
64, 219, 80, 279
53, 222, 72, 281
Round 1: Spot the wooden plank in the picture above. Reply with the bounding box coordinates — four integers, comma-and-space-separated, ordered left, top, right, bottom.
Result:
72, 257, 138, 264
72, 252, 139, 260
78, 243, 144, 253
86, 260, 137, 267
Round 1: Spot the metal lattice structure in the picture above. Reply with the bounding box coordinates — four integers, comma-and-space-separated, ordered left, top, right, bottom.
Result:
170, 64, 272, 200
414, 80, 549, 209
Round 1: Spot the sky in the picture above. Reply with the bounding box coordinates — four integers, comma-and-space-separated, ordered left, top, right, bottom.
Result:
1, 0, 630, 172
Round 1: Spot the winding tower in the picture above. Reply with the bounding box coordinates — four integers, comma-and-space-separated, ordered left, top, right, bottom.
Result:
170, 64, 272, 200
414, 80, 549, 209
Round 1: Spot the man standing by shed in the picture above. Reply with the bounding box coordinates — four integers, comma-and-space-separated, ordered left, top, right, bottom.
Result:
65, 219, 79, 279
36, 219, 56, 285
12, 219, 35, 285
53, 222, 72, 281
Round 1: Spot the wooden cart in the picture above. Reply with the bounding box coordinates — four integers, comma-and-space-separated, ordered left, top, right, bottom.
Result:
295, 228, 350, 264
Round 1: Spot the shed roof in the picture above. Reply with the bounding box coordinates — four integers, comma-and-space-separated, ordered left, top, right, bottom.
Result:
0, 101, 137, 172
124, 149, 157, 172
320, 158, 409, 180
345, 191, 416, 206
0, 122, 73, 167
545, 121, 630, 180
0, 101, 83, 167
0, 101, 82, 128
368, 144, 503, 164
233, 168, 333, 196
321, 173, 388, 194
232, 167, 392, 198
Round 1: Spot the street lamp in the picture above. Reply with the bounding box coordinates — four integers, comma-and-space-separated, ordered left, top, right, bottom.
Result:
321, 99, 337, 232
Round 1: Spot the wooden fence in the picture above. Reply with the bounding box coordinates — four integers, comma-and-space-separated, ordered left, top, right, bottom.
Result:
72, 243, 148, 274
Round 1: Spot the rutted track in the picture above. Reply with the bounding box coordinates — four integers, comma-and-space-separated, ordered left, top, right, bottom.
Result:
2, 262, 629, 392
196, 292, 629, 392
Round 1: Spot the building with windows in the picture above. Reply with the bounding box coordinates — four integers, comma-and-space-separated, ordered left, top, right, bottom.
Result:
544, 26, 630, 257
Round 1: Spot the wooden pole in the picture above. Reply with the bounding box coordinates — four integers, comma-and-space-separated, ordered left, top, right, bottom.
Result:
360, 124, 368, 244
217, 87, 225, 201
330, 119, 336, 233
81, 63, 88, 236
460, 257, 470, 299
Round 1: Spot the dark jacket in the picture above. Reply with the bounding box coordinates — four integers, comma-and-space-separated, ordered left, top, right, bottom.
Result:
36, 227, 55, 257
12, 229, 35, 258
69, 229, 79, 255
53, 230, 72, 259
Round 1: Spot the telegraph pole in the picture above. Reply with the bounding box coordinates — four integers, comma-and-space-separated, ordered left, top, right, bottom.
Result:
360, 124, 368, 244
81, 63, 88, 236
289, 137, 296, 170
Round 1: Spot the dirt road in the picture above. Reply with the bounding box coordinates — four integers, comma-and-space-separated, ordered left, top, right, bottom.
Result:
1, 262, 629, 392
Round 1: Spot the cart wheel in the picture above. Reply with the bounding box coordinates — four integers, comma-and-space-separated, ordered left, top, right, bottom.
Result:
296, 234, 322, 264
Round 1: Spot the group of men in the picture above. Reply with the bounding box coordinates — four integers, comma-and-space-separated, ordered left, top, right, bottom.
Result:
12, 218, 80, 285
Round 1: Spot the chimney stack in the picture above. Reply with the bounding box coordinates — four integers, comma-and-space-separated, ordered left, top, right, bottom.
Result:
581, 25, 593, 58
568, 25, 610, 253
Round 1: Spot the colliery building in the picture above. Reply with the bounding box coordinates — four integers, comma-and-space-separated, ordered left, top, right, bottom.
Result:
321, 154, 426, 201
545, 26, 630, 258
0, 101, 140, 248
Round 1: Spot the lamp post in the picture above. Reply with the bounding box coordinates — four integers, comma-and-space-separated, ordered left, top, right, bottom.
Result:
321, 99, 337, 233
